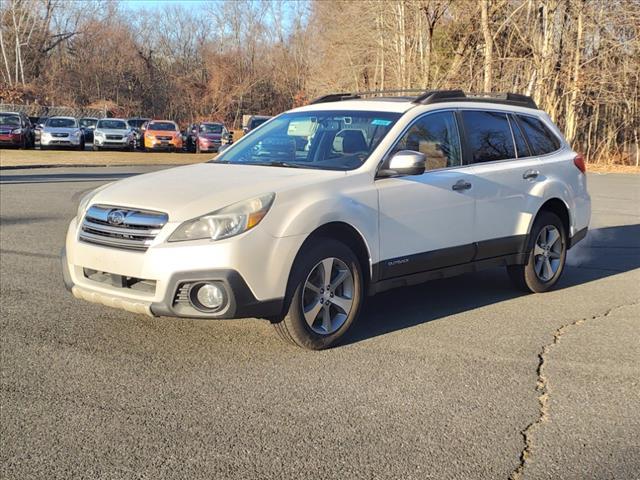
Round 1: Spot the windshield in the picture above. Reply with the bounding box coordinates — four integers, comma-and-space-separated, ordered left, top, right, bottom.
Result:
97, 119, 127, 130
127, 119, 148, 128
79, 118, 97, 128
215, 110, 401, 171
200, 123, 223, 134
46, 118, 77, 128
0, 114, 20, 126
148, 121, 177, 131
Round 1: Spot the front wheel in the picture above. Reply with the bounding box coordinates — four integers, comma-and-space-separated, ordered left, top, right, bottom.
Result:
273, 239, 364, 350
508, 211, 567, 293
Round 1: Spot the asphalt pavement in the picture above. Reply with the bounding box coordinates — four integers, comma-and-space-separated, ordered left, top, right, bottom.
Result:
1, 168, 638, 479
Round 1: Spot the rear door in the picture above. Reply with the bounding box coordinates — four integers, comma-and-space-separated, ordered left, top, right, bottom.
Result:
376, 110, 476, 279
460, 109, 543, 260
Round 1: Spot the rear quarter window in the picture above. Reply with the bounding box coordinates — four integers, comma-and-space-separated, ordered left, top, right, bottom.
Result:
461, 111, 516, 163
516, 115, 561, 155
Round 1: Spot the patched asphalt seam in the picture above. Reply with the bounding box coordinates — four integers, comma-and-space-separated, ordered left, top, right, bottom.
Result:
509, 301, 639, 480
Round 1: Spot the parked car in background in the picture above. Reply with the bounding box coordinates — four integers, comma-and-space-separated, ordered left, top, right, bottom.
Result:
40, 116, 85, 150
242, 115, 271, 134
79, 117, 99, 143
127, 117, 151, 150
187, 122, 230, 153
93, 118, 135, 151
0, 112, 35, 148
142, 120, 182, 152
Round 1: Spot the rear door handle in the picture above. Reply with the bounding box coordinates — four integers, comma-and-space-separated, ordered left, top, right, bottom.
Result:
452, 180, 472, 191
523, 169, 540, 180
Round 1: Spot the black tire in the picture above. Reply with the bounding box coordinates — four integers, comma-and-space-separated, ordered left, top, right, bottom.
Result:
273, 238, 364, 350
508, 211, 567, 293
77, 140, 85, 151
195, 141, 201, 154
93, 145, 100, 151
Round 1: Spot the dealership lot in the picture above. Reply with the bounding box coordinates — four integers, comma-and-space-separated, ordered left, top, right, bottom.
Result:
1, 168, 638, 479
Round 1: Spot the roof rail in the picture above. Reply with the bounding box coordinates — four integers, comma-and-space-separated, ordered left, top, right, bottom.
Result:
310, 89, 538, 109
413, 90, 537, 109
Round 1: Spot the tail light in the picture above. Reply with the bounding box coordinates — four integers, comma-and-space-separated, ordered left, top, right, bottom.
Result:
573, 153, 586, 174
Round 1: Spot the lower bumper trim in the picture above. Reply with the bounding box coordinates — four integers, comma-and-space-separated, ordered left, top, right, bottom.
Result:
569, 227, 588, 249
72, 285, 153, 317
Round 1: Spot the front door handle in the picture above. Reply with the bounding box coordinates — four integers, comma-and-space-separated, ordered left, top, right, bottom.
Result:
452, 180, 472, 191
523, 169, 540, 180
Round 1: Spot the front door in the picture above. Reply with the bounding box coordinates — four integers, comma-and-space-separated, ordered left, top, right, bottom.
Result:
376, 110, 476, 280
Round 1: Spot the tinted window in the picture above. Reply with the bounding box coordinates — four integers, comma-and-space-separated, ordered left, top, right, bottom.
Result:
516, 115, 560, 155
392, 111, 461, 169
462, 111, 516, 162
509, 115, 531, 158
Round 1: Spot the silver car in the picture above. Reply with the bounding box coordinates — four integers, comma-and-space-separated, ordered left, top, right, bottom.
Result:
40, 117, 85, 150
93, 118, 135, 151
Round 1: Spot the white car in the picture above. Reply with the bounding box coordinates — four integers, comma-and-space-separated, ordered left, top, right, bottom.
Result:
93, 118, 135, 151
62, 90, 591, 349
40, 116, 84, 150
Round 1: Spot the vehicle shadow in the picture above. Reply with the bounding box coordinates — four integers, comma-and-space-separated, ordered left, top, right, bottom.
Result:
343, 224, 640, 346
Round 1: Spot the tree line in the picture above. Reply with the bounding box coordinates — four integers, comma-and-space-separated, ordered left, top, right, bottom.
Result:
1, 0, 638, 165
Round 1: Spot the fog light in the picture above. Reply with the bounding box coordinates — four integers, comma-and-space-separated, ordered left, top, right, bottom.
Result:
191, 282, 226, 311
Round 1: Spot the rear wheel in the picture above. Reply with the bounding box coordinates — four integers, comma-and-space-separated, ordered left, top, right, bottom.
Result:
273, 239, 364, 350
508, 211, 567, 293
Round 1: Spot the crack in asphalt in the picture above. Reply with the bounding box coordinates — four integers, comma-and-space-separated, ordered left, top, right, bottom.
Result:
509, 301, 639, 480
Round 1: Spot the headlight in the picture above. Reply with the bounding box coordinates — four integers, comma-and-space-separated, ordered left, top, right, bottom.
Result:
169, 193, 275, 242
94, 131, 104, 138
73, 130, 82, 138
76, 183, 113, 219
11, 128, 22, 134
41, 131, 51, 139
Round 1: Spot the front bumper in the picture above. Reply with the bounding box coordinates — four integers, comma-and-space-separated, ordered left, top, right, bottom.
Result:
95, 137, 131, 149
63, 217, 303, 319
41, 136, 81, 146
0, 133, 23, 145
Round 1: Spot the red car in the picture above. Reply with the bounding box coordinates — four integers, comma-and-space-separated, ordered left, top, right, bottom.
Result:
189, 122, 231, 153
0, 112, 35, 148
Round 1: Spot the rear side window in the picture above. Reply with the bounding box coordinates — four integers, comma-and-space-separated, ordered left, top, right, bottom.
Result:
461, 111, 515, 163
516, 115, 561, 155
509, 116, 531, 158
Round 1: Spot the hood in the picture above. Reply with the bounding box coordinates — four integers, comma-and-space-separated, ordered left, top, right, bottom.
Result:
96, 128, 130, 135
91, 163, 342, 221
199, 133, 222, 140
147, 129, 180, 136
43, 127, 79, 134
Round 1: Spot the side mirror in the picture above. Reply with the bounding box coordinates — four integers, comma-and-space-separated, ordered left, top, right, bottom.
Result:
379, 150, 426, 177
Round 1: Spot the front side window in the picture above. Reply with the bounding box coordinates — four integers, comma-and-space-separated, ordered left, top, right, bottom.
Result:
46, 118, 77, 128
97, 120, 127, 130
516, 115, 560, 155
462, 111, 516, 163
215, 110, 401, 171
391, 111, 461, 170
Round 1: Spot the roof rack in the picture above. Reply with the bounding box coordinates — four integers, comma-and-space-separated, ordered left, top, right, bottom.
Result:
310, 89, 538, 109
309, 89, 427, 105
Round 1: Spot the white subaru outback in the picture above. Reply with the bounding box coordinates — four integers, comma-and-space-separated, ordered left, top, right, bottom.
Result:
63, 90, 590, 349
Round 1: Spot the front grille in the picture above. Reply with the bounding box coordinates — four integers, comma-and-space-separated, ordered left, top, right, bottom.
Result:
106, 134, 123, 140
79, 204, 168, 252
157, 135, 172, 141
84, 268, 156, 294
52, 132, 69, 138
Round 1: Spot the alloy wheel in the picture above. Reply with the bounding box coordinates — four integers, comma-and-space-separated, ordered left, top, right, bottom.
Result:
302, 257, 354, 335
533, 225, 563, 282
